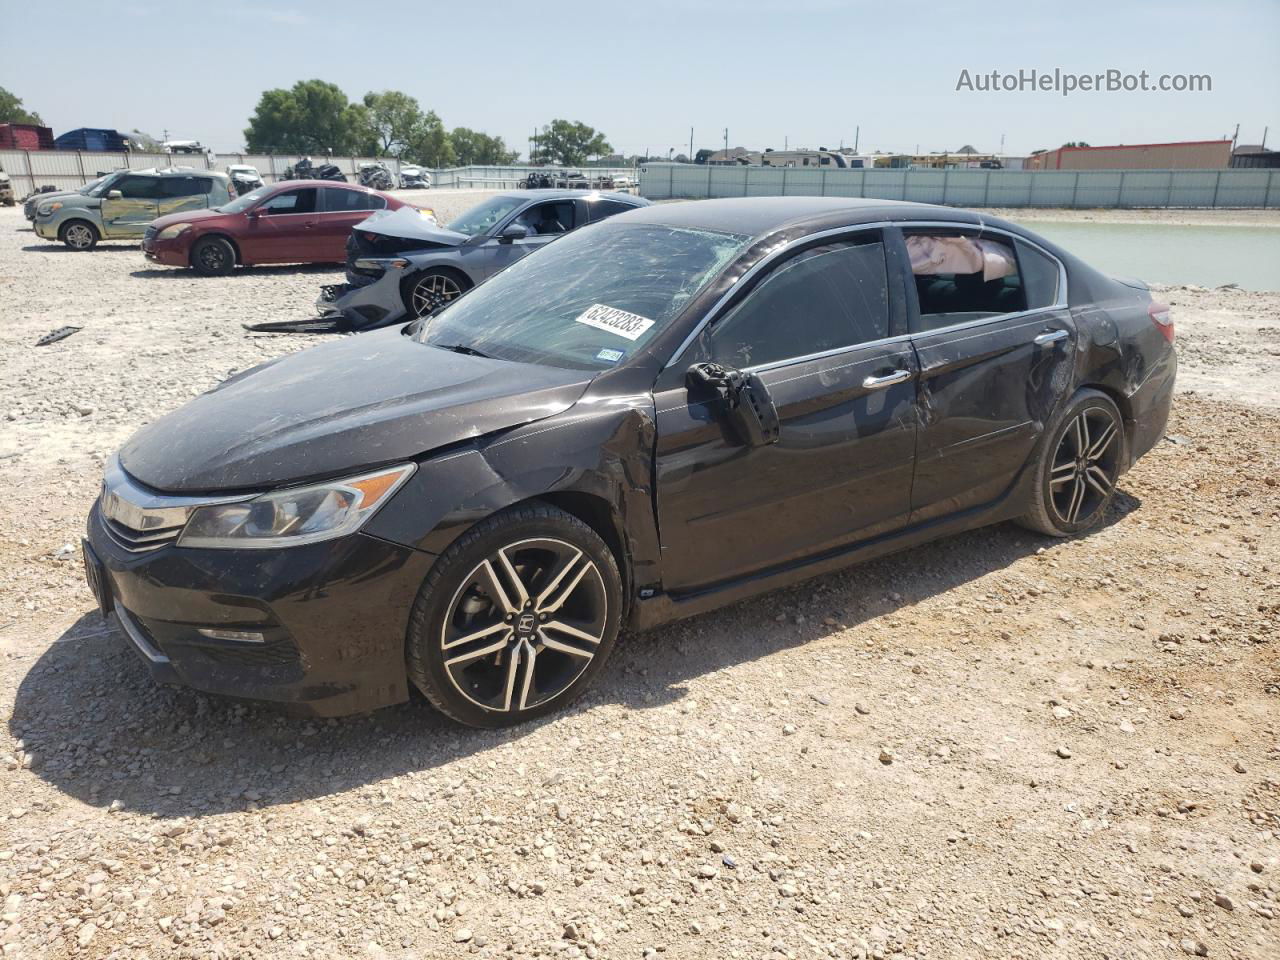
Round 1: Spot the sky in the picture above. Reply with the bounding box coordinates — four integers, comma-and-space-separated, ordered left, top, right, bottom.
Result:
2, 0, 1278, 159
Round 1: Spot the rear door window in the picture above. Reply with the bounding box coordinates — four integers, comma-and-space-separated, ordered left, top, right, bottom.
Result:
587, 199, 636, 223
322, 186, 373, 213
708, 236, 890, 369
524, 200, 575, 235
260, 188, 317, 215
160, 176, 206, 198
904, 232, 1026, 331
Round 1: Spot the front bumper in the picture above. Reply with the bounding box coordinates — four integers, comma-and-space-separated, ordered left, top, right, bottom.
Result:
85, 501, 436, 717
316, 272, 407, 330
142, 234, 189, 267
33, 218, 58, 239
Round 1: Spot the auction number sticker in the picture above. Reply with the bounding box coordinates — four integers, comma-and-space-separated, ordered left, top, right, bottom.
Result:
574, 303, 655, 341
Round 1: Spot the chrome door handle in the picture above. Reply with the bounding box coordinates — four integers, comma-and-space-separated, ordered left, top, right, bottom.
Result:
862, 369, 912, 390
1034, 329, 1069, 346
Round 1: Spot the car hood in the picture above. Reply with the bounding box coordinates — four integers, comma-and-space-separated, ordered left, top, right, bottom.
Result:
355, 205, 470, 246
118, 327, 593, 493
150, 207, 235, 230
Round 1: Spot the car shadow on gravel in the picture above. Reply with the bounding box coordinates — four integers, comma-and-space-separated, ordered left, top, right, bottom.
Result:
129, 264, 338, 279
21, 244, 139, 253
11, 494, 1141, 820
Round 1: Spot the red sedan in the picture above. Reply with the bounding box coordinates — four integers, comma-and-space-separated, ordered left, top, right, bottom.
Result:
142, 180, 416, 275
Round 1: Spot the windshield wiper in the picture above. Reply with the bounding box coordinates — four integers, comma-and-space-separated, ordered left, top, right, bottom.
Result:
434, 342, 493, 359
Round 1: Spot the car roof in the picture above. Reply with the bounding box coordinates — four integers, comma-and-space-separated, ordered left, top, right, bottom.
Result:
124, 167, 229, 180
615, 196, 982, 238
496, 188, 647, 204
270, 179, 375, 190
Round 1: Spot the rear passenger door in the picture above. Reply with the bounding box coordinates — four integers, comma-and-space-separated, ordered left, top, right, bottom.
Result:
157, 176, 213, 217
318, 187, 385, 262
653, 232, 918, 592
899, 227, 1076, 521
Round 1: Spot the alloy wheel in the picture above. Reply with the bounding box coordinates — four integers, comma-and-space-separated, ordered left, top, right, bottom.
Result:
1049, 406, 1121, 526
199, 242, 229, 272
411, 274, 462, 317
64, 224, 94, 249
440, 538, 607, 714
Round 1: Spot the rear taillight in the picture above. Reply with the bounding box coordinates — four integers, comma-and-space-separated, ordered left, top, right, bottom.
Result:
1148, 301, 1174, 343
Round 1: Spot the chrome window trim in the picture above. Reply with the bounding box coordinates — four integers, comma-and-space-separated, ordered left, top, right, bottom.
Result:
661, 219, 1069, 375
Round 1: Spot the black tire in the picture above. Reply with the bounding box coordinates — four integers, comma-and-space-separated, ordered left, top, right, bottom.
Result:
190, 235, 236, 276
400, 268, 469, 319
406, 503, 623, 728
1017, 388, 1126, 537
59, 219, 98, 250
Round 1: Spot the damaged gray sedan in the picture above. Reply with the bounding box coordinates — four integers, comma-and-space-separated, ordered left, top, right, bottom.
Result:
317, 189, 650, 330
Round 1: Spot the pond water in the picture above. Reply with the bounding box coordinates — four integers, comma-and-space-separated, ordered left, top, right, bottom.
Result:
1011, 220, 1280, 292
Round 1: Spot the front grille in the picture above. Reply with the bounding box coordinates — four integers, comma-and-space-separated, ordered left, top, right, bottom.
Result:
101, 514, 184, 553
143, 225, 158, 245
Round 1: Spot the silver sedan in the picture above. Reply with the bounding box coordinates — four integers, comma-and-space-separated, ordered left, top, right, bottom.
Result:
317, 189, 650, 330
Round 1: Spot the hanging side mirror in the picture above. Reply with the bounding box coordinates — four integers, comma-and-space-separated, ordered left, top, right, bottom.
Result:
686, 362, 779, 446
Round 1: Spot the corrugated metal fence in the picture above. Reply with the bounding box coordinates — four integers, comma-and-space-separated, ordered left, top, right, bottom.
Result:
639, 163, 1280, 208
0, 150, 637, 195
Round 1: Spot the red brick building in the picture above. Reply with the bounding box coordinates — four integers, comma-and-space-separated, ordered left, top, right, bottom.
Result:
1026, 140, 1232, 170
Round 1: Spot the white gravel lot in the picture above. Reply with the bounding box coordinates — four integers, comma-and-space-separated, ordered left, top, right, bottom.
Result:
0, 198, 1277, 960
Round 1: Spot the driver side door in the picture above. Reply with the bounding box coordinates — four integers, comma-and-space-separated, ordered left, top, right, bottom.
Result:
478, 200, 577, 280
239, 187, 321, 262
100, 175, 161, 236
652, 232, 918, 593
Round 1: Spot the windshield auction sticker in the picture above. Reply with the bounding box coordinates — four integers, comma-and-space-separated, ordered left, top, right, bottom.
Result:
574, 304, 655, 341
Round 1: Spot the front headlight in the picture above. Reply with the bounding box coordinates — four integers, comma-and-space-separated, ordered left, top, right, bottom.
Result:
177, 464, 414, 549
38, 201, 62, 216
156, 223, 193, 240
353, 257, 410, 271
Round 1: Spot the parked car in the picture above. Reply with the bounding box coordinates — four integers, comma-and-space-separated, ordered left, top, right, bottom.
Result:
317, 189, 650, 329
143, 180, 414, 275
399, 165, 431, 189
23, 175, 116, 221
32, 168, 233, 250
0, 166, 13, 206
226, 164, 264, 196
83, 197, 1175, 725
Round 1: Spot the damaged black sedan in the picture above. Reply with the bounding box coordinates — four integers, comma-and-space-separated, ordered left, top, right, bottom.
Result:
83, 198, 1176, 727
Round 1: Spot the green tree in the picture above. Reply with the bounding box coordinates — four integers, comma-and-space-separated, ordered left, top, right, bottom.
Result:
244, 79, 366, 154
404, 112, 455, 168
450, 127, 519, 165
531, 119, 611, 166
0, 86, 43, 125
358, 90, 427, 156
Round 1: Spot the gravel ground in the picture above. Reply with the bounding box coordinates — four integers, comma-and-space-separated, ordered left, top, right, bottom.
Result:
0, 199, 1278, 960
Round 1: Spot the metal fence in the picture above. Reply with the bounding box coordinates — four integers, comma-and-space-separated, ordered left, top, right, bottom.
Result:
638, 163, 1280, 208
0, 149, 638, 196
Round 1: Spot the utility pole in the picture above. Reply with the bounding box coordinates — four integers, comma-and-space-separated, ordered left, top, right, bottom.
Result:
854, 125, 859, 153
1263, 126, 1269, 150
724, 127, 729, 160
1232, 123, 1239, 151
784, 135, 788, 150
689, 127, 694, 160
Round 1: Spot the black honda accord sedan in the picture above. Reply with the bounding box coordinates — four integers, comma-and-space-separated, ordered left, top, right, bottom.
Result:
84, 197, 1176, 727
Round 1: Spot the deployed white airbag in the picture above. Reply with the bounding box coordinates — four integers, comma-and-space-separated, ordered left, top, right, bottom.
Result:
906, 235, 1016, 282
